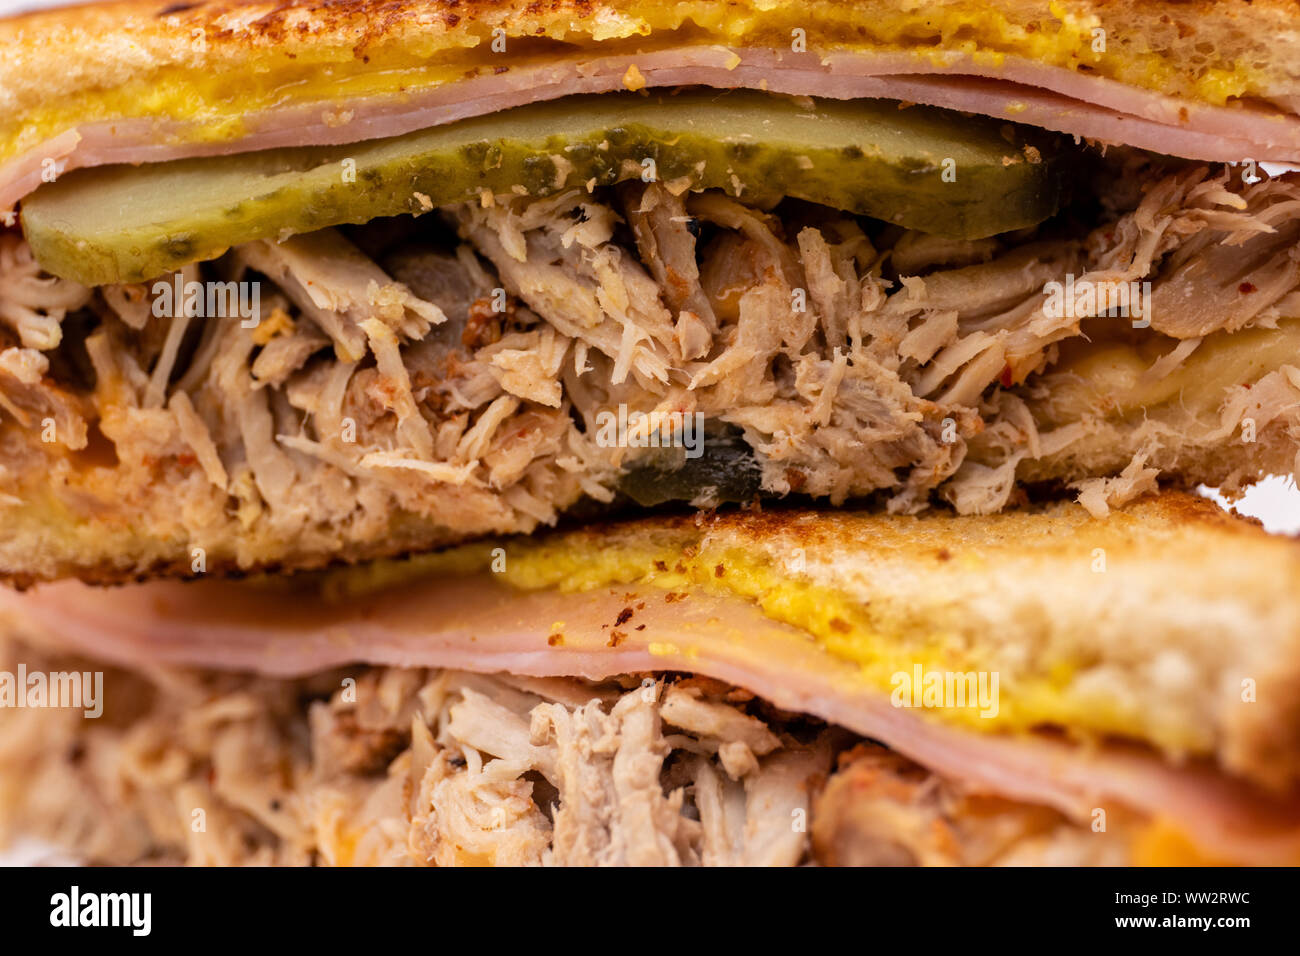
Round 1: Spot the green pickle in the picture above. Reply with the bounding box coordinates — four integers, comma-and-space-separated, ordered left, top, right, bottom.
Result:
22, 91, 1066, 285
618, 430, 763, 507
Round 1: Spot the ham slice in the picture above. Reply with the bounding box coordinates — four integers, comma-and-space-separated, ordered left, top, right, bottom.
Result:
3, 570, 1298, 864
5, 45, 1300, 211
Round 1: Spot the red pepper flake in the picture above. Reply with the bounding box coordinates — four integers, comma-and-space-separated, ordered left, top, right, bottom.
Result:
547, 633, 564, 647
635, 624, 646, 631
999, 364, 1014, 388
1239, 282, 1257, 294
714, 564, 726, 577
615, 607, 634, 626
607, 630, 627, 648
652, 560, 668, 572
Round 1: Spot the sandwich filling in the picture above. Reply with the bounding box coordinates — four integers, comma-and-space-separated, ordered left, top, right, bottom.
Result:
3, 103, 1300, 581
0, 637, 1146, 866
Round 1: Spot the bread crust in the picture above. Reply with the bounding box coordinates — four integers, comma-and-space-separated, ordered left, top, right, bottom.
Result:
5, 491, 1298, 791
504, 492, 1300, 789
3, 0, 1300, 165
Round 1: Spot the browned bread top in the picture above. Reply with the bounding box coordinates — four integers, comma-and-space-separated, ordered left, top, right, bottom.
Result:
3, 0, 1300, 171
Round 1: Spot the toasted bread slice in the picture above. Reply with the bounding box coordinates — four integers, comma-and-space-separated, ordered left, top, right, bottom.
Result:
4, 0, 1300, 211
482, 490, 1300, 790
3, 0, 1298, 133
6, 492, 1300, 793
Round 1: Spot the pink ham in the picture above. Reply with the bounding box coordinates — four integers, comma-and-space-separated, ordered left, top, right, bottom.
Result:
3, 570, 1299, 864
5, 45, 1300, 211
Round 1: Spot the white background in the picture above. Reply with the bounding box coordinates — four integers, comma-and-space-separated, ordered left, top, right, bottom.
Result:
0, 0, 66, 15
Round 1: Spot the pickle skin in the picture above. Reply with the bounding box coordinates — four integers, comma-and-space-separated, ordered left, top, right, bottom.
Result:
618, 431, 764, 508
22, 91, 1065, 286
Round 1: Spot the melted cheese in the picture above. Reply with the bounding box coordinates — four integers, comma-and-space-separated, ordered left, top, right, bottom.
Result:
1039, 319, 1300, 425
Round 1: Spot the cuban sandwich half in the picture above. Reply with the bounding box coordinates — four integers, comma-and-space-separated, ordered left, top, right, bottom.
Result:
0, 0, 1298, 866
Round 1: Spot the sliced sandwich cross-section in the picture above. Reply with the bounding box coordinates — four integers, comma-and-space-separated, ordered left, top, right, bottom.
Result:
4, 121, 1300, 583
3, 494, 1298, 865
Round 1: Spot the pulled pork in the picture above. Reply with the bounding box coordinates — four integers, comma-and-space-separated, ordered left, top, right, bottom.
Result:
0, 638, 1131, 866
0, 637, 835, 865
3, 155, 1300, 577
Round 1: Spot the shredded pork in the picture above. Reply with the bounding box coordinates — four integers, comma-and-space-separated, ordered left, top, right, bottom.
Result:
0, 637, 840, 866
2, 153, 1300, 577
0, 637, 1137, 866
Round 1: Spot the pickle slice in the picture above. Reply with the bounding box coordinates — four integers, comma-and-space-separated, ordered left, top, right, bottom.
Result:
618, 429, 763, 507
22, 91, 1065, 286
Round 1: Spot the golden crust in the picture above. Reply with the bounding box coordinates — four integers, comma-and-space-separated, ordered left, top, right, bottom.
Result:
9, 0, 1297, 60
516, 492, 1300, 788
557, 484, 1288, 554
3, 0, 1300, 170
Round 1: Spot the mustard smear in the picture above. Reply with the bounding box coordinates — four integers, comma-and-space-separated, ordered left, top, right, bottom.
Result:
0, 1, 1260, 168
307, 528, 1210, 753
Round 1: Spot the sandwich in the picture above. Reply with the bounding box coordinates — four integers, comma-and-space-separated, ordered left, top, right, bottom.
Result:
3, 493, 1300, 865
0, 0, 1298, 866
1, 0, 1299, 582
